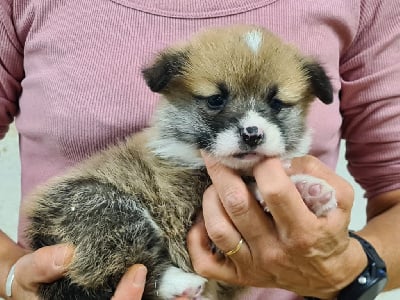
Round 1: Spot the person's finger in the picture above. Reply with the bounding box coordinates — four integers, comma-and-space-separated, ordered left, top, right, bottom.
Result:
253, 157, 314, 231
187, 215, 242, 284
15, 244, 73, 291
202, 186, 243, 254
201, 152, 273, 242
112, 265, 147, 300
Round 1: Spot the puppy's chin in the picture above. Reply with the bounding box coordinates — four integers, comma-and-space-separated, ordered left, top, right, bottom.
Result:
215, 154, 265, 172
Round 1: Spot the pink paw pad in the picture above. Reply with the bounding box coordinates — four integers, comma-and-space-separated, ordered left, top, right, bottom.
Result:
180, 285, 204, 299
291, 174, 337, 216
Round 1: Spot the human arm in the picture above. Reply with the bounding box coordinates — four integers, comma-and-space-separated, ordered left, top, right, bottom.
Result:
339, 0, 400, 291
0, 0, 24, 139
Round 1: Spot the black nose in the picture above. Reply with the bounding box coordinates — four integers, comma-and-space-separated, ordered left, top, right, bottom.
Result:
239, 126, 264, 147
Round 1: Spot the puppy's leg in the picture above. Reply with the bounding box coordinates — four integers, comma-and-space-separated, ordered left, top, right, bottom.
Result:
290, 174, 337, 216
157, 266, 207, 299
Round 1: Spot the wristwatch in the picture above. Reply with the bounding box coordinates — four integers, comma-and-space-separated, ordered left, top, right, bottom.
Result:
304, 231, 387, 300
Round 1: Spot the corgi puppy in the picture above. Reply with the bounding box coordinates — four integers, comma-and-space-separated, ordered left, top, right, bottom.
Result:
26, 25, 336, 300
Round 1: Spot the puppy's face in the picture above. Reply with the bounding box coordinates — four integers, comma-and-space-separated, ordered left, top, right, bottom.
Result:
143, 26, 332, 170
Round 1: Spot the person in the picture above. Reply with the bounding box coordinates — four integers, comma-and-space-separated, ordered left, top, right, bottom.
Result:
0, 0, 399, 299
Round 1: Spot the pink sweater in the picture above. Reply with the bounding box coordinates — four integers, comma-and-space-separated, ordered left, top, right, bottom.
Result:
1, 1, 399, 299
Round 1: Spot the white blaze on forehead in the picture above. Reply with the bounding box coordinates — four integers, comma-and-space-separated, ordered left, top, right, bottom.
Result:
244, 30, 263, 54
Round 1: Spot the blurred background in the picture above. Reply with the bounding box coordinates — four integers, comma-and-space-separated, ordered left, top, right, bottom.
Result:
1, 124, 399, 299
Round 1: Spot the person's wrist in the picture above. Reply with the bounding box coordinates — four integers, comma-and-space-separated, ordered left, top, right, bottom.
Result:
0, 234, 28, 298
338, 237, 369, 290
0, 254, 26, 299
304, 236, 369, 300
323, 236, 369, 300
1, 259, 19, 298
337, 232, 387, 300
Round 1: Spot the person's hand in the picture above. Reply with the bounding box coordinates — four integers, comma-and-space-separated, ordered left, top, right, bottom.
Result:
6, 244, 73, 299
7, 245, 189, 300
188, 154, 367, 299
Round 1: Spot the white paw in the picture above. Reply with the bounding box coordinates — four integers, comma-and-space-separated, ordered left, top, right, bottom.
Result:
290, 174, 337, 216
158, 266, 207, 299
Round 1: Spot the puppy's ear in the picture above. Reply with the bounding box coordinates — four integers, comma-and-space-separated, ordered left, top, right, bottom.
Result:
142, 50, 188, 93
302, 62, 333, 104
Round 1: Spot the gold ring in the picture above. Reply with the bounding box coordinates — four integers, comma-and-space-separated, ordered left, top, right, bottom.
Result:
224, 238, 244, 256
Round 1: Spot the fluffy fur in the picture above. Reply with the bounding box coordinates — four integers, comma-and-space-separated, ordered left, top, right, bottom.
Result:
25, 25, 335, 300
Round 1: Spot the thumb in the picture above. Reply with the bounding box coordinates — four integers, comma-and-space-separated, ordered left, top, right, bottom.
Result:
15, 244, 74, 290
112, 264, 147, 300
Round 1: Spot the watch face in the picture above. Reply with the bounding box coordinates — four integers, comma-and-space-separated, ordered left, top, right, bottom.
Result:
359, 278, 388, 300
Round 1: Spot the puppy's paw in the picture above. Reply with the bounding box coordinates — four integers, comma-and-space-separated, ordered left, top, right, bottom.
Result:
290, 174, 337, 216
246, 180, 270, 213
158, 266, 207, 299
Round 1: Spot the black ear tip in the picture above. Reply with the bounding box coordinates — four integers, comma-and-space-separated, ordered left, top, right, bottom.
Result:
315, 77, 333, 104
142, 50, 188, 93
303, 61, 334, 104
141, 65, 166, 93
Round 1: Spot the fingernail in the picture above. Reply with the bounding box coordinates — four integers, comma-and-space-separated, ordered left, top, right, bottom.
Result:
54, 245, 70, 268
133, 265, 147, 287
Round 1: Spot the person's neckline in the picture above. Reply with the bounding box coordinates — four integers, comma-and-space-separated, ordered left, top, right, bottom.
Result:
109, 0, 278, 19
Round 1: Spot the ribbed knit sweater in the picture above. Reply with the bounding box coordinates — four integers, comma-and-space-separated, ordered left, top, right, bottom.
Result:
1, 1, 399, 299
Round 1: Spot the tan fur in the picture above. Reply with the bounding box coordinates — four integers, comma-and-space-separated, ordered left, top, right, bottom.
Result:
164, 25, 314, 108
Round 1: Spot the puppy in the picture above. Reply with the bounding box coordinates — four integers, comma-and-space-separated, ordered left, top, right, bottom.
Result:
26, 25, 337, 300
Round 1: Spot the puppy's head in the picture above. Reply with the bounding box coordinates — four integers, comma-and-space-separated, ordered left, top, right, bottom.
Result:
143, 25, 333, 170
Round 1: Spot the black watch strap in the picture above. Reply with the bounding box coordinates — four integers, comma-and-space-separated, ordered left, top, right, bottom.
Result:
304, 231, 387, 300
337, 231, 387, 300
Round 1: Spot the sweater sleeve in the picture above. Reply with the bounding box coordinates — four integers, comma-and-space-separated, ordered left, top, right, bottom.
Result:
0, 0, 24, 139
340, 0, 400, 199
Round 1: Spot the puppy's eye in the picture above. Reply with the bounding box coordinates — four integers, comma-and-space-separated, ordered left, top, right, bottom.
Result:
269, 98, 291, 113
206, 95, 226, 110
